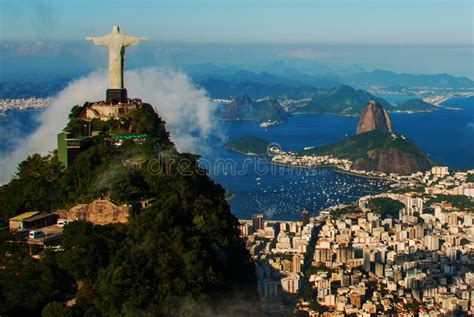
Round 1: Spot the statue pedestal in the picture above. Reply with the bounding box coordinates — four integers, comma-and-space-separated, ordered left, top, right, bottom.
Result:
106, 88, 128, 104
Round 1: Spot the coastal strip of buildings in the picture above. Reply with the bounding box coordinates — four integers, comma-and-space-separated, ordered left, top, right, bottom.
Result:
0, 97, 49, 114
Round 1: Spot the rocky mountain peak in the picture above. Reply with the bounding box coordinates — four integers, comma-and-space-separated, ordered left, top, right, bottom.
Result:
356, 100, 393, 135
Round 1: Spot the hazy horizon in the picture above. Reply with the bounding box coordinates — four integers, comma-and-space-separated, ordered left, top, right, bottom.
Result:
1, 41, 473, 81
1, 0, 473, 80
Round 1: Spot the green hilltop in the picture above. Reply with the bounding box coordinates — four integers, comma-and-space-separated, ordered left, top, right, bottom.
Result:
302, 130, 433, 175
0, 102, 260, 316
225, 136, 270, 155
217, 85, 395, 121
387, 98, 438, 113
286, 85, 391, 116
220, 95, 288, 124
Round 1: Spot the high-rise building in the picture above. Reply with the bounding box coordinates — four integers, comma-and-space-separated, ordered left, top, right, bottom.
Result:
292, 254, 302, 273
351, 272, 361, 286
449, 213, 458, 226
431, 166, 449, 176
336, 247, 354, 264
341, 275, 351, 287
313, 248, 332, 264
463, 214, 473, 227
424, 235, 440, 251
446, 248, 457, 262
281, 274, 301, 293
375, 263, 384, 277
240, 222, 253, 236
363, 248, 371, 272
349, 292, 362, 308
252, 214, 264, 232
264, 223, 277, 239
403, 197, 424, 216
375, 248, 387, 264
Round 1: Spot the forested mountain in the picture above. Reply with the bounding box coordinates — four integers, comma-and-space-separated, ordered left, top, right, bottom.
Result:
0, 102, 260, 316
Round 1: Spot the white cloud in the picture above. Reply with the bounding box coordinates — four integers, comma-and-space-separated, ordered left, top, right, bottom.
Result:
0, 67, 224, 183
125, 68, 225, 154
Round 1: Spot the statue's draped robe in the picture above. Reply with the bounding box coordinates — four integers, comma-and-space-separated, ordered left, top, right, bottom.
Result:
89, 34, 141, 89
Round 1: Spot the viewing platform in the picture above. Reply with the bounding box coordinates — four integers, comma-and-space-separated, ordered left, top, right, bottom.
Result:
80, 98, 144, 121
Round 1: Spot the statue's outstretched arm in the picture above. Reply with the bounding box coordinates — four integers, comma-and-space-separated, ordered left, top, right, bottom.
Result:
85, 36, 109, 46
122, 36, 148, 47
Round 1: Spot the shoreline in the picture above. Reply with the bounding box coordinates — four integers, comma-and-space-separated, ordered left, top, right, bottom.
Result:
271, 161, 398, 183
332, 167, 397, 182
232, 151, 401, 183
0, 108, 45, 114
224, 147, 269, 156
227, 150, 401, 182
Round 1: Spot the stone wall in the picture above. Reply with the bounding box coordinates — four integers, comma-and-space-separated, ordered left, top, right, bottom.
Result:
66, 199, 130, 225
84, 102, 139, 121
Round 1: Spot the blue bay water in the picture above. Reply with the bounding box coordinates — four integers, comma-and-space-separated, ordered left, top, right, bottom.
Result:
1, 96, 473, 220
0, 110, 42, 155
207, 96, 474, 219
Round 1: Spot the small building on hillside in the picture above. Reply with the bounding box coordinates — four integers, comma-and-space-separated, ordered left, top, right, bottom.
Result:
81, 100, 141, 121
66, 198, 131, 225
9, 212, 58, 232
57, 132, 89, 168
9, 211, 39, 231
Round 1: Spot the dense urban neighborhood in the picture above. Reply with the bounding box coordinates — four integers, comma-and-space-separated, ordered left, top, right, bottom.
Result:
240, 166, 474, 316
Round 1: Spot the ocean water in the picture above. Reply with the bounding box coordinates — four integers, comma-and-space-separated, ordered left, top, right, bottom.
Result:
1, 96, 473, 220
207, 95, 474, 219
206, 151, 391, 220
0, 110, 41, 155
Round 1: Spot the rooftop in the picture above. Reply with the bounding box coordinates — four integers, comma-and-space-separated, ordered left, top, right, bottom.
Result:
9, 211, 39, 222
22, 212, 57, 223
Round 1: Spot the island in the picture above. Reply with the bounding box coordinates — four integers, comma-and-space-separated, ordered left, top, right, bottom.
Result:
225, 135, 270, 155
219, 95, 288, 125
386, 98, 438, 113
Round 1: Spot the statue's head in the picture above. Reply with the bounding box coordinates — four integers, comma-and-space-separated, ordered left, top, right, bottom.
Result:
112, 25, 120, 34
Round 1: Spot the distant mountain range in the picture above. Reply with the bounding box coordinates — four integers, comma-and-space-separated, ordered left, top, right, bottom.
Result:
215, 85, 391, 121
1, 64, 472, 101
285, 85, 391, 116
190, 63, 474, 90
215, 84, 442, 121
200, 77, 316, 100
347, 70, 474, 89
198, 65, 467, 121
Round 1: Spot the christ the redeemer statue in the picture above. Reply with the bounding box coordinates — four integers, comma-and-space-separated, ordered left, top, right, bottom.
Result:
86, 25, 147, 103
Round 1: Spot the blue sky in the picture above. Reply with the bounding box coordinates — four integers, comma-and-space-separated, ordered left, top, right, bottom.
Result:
1, 0, 473, 44
0, 0, 473, 78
